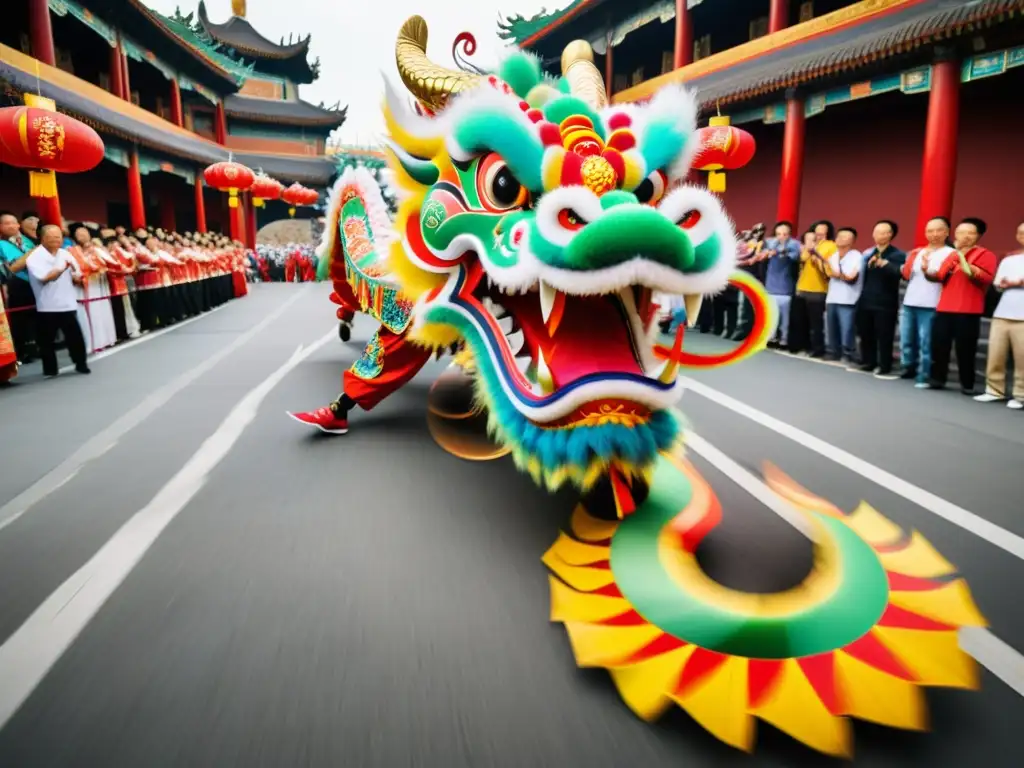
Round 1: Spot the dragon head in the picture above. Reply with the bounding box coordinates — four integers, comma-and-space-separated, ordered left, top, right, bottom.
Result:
383, 17, 753, 491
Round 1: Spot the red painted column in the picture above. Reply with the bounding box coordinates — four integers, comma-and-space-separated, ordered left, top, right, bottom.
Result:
673, 0, 693, 69
246, 194, 257, 249
169, 79, 184, 126
215, 101, 228, 146
915, 50, 960, 245
768, 0, 789, 34
128, 150, 146, 231
28, 0, 56, 66
121, 51, 132, 103
109, 41, 124, 98
159, 188, 176, 232
776, 91, 806, 229
194, 175, 207, 233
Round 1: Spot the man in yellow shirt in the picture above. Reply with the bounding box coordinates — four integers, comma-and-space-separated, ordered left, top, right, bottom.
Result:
790, 220, 836, 357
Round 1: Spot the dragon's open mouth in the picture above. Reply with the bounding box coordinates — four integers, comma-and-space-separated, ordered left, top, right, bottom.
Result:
423, 261, 701, 426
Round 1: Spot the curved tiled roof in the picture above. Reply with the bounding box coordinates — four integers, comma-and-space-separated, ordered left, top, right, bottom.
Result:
498, 0, 601, 47
615, 0, 1024, 106
197, 1, 310, 61
0, 48, 334, 185
224, 95, 346, 128
690, 0, 1024, 107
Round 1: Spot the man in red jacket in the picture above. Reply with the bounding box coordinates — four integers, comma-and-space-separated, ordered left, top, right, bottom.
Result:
928, 217, 997, 394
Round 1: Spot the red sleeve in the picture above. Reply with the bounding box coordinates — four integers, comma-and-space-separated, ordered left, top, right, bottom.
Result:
936, 253, 959, 280
970, 248, 997, 288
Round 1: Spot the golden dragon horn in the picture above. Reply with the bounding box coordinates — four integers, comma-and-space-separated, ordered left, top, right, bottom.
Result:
395, 15, 483, 113
560, 40, 609, 111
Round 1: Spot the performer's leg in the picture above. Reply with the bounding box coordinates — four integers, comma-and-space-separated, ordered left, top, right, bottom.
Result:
288, 326, 433, 434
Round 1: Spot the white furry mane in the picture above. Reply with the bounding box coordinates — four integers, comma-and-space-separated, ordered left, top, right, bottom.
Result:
317, 165, 396, 260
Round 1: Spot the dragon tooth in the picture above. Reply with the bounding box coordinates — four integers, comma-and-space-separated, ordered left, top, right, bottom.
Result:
514, 355, 531, 376
535, 348, 554, 394
649, 356, 680, 384
506, 329, 525, 354
684, 294, 704, 328
539, 281, 566, 337
497, 316, 514, 333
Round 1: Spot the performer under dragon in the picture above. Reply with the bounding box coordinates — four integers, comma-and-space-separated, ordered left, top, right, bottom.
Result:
289, 16, 986, 757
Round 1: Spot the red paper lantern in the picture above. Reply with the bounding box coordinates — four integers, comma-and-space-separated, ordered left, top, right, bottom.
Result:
204, 161, 255, 208
690, 116, 756, 193
281, 182, 307, 216
0, 95, 104, 197
281, 182, 307, 206
300, 188, 319, 206
250, 174, 283, 208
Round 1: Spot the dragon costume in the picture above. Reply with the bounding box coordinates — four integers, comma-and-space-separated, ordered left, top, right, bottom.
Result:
290, 16, 986, 757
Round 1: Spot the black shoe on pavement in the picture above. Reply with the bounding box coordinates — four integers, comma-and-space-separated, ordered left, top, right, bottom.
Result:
76, 365, 91, 374
899, 369, 916, 380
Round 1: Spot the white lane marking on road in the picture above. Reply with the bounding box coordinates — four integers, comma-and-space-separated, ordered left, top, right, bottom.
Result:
58, 303, 229, 373
0, 328, 334, 730
684, 429, 1024, 700
0, 286, 312, 534
682, 377, 1024, 561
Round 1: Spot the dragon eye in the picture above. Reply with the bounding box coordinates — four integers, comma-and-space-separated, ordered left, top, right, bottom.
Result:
678, 209, 702, 230
634, 170, 667, 206
477, 153, 528, 212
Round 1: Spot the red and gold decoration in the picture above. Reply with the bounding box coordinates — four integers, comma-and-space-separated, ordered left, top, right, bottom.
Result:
0, 94, 104, 197
203, 160, 255, 208
250, 173, 283, 208
281, 182, 306, 216
691, 115, 756, 193
282, 182, 318, 216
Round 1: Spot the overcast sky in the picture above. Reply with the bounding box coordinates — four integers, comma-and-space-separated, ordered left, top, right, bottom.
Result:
145, 0, 552, 146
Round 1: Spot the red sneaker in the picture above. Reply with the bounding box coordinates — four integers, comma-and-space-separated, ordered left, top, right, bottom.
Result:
287, 406, 349, 434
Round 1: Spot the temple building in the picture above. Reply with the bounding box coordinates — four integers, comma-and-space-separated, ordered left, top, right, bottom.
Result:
500, 0, 1024, 252
0, 0, 345, 244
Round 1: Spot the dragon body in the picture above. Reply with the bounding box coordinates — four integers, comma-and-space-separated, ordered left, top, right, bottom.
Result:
311, 16, 985, 757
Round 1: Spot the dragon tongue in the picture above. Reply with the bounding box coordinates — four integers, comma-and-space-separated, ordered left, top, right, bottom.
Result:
539, 281, 566, 337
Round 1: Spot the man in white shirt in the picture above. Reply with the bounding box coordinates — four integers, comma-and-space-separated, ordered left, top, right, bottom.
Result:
824, 227, 864, 363
900, 217, 953, 387
26, 224, 90, 377
976, 222, 1024, 408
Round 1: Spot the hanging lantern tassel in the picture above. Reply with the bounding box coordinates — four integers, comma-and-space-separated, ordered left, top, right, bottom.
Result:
288, 207, 296, 217
23, 94, 62, 198
707, 114, 730, 193
253, 197, 265, 208
228, 187, 239, 208
29, 169, 58, 198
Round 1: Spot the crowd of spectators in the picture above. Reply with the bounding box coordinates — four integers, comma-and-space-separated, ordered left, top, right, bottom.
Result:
684, 215, 1024, 409
0, 210, 252, 385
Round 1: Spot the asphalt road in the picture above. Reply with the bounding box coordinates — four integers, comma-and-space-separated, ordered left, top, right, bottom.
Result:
0, 282, 1021, 767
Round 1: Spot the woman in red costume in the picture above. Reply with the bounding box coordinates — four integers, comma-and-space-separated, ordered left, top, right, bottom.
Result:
0, 272, 18, 385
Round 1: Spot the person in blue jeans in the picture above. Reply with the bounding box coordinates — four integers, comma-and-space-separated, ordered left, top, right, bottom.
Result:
824, 227, 864, 363
762, 221, 801, 350
899, 217, 952, 387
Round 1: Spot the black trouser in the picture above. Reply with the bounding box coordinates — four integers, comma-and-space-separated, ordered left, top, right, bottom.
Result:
36, 310, 87, 376
110, 293, 128, 341
6, 278, 37, 360
712, 289, 738, 336
930, 311, 981, 390
791, 291, 826, 355
857, 307, 898, 372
